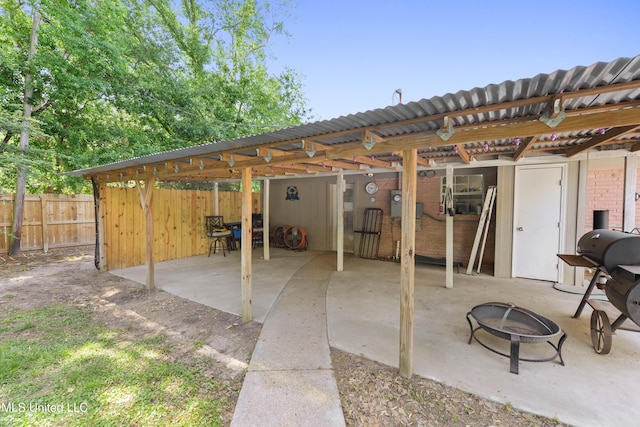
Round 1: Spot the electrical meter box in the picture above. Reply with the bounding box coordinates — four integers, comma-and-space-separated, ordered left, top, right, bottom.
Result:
390, 190, 423, 218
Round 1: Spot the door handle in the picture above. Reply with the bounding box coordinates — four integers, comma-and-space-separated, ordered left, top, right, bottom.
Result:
517, 227, 524, 231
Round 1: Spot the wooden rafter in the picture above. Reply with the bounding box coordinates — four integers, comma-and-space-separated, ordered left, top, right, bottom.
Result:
306, 158, 362, 171
385, 107, 640, 152
415, 156, 434, 168
566, 125, 638, 157
513, 136, 539, 161
351, 155, 396, 169
455, 144, 471, 164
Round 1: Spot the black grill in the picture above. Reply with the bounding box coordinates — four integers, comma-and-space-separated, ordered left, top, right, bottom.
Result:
558, 229, 640, 354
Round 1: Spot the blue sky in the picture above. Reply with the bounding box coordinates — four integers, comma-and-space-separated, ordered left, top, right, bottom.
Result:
267, 0, 640, 121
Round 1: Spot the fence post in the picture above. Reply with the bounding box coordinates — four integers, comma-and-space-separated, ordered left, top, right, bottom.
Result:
39, 195, 48, 252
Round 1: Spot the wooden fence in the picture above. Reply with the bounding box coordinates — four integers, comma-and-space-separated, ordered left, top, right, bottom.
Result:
101, 187, 262, 270
0, 194, 96, 254
1, 190, 261, 263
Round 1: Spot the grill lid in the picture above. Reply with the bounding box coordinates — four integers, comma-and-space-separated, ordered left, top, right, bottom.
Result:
577, 229, 640, 273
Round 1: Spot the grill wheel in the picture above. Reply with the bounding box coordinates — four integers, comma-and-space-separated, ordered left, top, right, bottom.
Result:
590, 310, 612, 354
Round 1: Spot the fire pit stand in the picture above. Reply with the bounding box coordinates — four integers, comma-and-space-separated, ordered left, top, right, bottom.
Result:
466, 302, 567, 374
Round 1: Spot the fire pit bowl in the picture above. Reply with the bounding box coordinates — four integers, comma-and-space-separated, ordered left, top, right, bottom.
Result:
466, 302, 567, 374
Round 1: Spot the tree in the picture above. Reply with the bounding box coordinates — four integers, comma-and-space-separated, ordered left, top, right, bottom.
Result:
1, 0, 308, 191
8, 8, 40, 255
1, 0, 308, 252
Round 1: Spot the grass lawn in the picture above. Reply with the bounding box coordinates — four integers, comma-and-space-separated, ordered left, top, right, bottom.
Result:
0, 303, 235, 426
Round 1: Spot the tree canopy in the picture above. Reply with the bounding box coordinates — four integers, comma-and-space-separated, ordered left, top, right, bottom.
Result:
0, 0, 309, 193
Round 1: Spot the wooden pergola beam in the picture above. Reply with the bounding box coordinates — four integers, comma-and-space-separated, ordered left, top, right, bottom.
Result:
385, 107, 640, 152
184, 83, 640, 163
455, 144, 471, 164
630, 142, 640, 152
567, 125, 638, 157
415, 156, 435, 168
305, 158, 362, 171
352, 155, 396, 169
84, 101, 640, 183
513, 136, 539, 162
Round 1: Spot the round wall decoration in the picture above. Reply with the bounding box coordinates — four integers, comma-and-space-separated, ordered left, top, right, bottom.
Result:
365, 182, 379, 195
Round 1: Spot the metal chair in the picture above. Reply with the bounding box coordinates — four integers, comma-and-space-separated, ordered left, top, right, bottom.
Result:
252, 214, 264, 248
205, 216, 231, 256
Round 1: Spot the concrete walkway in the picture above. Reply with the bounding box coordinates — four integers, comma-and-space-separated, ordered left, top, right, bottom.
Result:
230, 253, 345, 427
112, 249, 640, 427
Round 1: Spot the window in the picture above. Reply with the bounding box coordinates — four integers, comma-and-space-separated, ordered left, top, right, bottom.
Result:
441, 175, 484, 214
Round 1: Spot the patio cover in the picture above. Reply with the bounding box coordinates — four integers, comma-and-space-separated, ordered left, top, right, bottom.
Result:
66, 55, 640, 378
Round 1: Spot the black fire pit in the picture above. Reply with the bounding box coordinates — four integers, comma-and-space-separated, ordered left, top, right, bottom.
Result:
466, 302, 567, 374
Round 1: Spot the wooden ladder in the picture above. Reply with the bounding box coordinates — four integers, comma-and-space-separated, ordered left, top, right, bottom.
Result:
466, 186, 496, 275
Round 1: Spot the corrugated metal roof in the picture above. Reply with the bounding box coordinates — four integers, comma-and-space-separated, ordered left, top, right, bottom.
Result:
66, 55, 640, 177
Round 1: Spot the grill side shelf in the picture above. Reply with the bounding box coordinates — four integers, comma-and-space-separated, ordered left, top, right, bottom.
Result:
557, 254, 603, 319
557, 253, 598, 268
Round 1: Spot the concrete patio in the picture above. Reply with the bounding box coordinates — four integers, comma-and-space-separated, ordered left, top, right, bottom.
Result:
112, 248, 640, 426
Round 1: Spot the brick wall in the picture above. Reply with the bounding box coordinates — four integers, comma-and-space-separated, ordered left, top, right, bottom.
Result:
369, 169, 497, 269
583, 160, 640, 231
361, 161, 637, 271
586, 165, 624, 229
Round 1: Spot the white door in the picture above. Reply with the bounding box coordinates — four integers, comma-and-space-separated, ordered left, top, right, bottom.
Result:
513, 165, 565, 281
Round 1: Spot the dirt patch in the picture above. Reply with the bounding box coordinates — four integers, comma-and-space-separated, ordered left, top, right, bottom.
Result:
1, 247, 565, 426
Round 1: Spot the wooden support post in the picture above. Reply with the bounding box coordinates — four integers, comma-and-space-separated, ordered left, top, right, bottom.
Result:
445, 165, 454, 288
98, 181, 108, 271
241, 167, 253, 323
263, 179, 270, 261
399, 149, 417, 379
214, 182, 219, 215
574, 161, 588, 286
136, 178, 155, 290
39, 195, 48, 252
337, 172, 344, 272
624, 155, 637, 232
